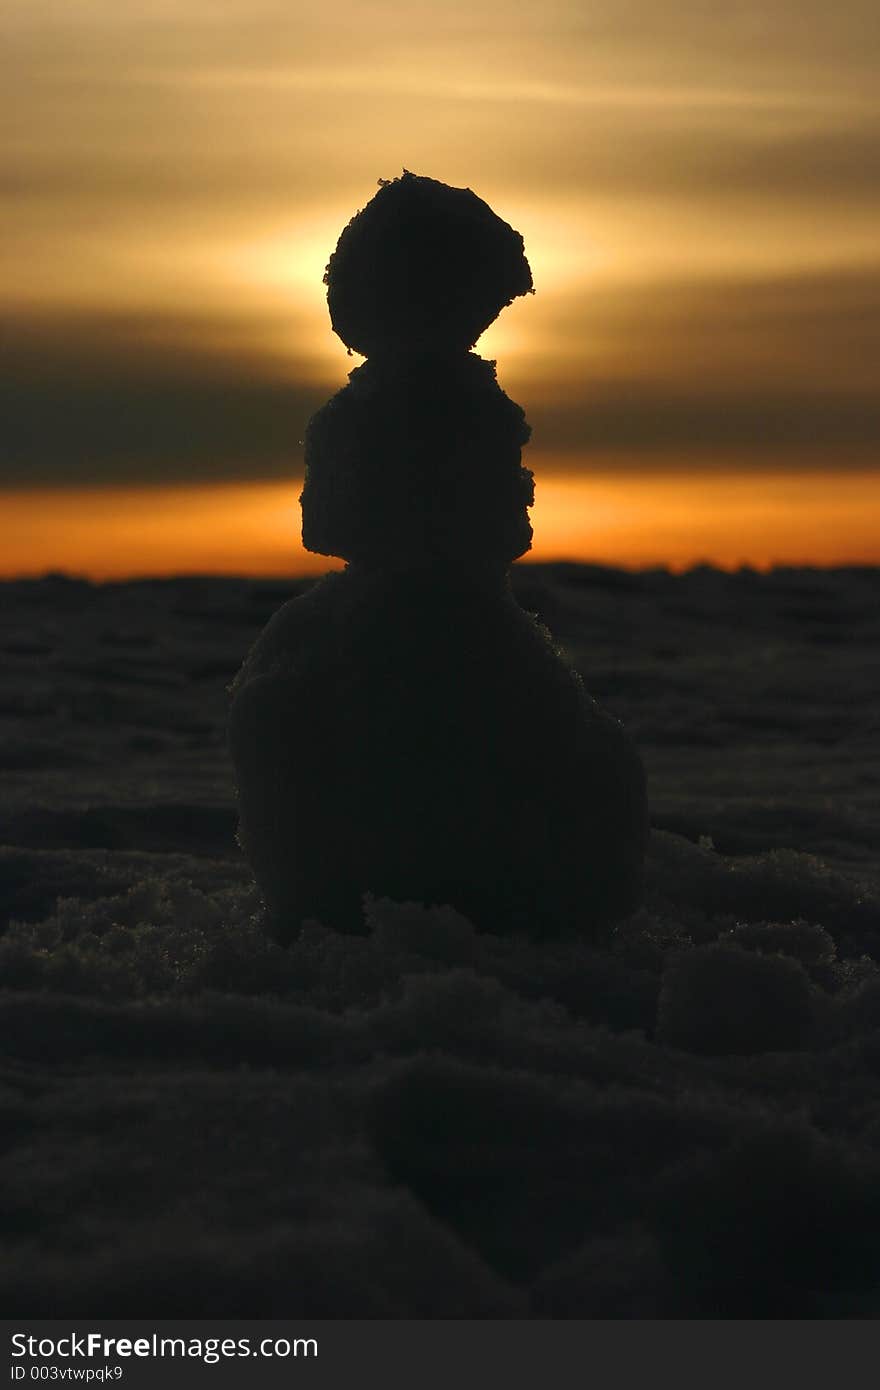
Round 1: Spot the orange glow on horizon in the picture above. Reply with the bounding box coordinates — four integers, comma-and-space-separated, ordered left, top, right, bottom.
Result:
5, 468, 880, 582
3, 0, 878, 572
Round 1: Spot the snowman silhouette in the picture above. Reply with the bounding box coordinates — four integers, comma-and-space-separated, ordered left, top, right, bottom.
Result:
230, 173, 647, 941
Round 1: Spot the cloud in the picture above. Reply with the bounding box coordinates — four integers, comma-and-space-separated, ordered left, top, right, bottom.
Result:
1, 311, 330, 485
527, 389, 880, 457
4, 264, 879, 486
3, 0, 877, 485
501, 265, 880, 449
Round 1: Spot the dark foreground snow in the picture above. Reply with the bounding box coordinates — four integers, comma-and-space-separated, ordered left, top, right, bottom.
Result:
1, 563, 879, 1316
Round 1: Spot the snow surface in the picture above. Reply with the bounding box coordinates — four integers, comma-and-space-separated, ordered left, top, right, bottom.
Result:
1, 562, 879, 1316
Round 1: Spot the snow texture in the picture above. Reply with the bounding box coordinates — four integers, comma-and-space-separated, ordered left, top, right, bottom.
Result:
1, 564, 880, 1315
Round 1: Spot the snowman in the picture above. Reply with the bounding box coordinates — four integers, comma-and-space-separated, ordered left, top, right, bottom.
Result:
230, 172, 647, 941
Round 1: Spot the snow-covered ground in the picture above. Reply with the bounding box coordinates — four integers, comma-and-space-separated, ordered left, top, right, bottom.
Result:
1, 563, 879, 1316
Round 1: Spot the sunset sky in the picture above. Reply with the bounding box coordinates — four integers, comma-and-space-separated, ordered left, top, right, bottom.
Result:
3, 0, 878, 575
